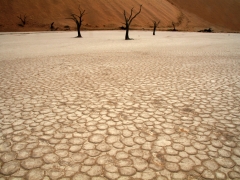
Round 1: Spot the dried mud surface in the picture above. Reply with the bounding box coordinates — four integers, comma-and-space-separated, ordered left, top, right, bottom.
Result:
0, 31, 240, 179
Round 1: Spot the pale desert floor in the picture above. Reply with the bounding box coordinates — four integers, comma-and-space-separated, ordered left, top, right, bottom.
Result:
0, 31, 240, 180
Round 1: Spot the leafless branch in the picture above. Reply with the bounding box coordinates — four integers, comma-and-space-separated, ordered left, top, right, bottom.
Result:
129, 5, 142, 25
124, 10, 127, 22
123, 5, 142, 25
129, 8, 134, 20
153, 20, 160, 27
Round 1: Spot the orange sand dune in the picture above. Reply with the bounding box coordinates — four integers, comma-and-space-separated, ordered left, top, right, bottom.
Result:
169, 0, 240, 32
0, 0, 239, 32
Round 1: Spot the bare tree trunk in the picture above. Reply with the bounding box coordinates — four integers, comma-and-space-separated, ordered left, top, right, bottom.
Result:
77, 24, 81, 37
51, 22, 54, 31
153, 27, 156, 35
153, 21, 160, 36
172, 22, 176, 31
125, 24, 130, 40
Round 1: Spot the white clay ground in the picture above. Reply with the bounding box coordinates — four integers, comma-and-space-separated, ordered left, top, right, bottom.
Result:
0, 31, 240, 180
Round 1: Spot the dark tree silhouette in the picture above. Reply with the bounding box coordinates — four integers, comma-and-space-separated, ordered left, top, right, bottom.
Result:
172, 22, 176, 31
50, 22, 54, 31
123, 5, 142, 40
50, 22, 58, 31
198, 28, 213, 32
17, 14, 27, 27
153, 21, 160, 35
67, 6, 86, 37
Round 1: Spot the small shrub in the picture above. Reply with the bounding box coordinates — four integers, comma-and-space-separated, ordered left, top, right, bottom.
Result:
198, 28, 213, 33
64, 25, 70, 30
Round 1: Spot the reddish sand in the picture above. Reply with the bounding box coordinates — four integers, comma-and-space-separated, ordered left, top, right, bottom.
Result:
0, 0, 240, 32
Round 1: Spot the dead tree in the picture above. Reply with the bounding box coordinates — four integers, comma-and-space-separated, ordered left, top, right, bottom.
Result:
123, 5, 142, 40
50, 22, 58, 31
153, 21, 160, 35
172, 22, 176, 31
17, 14, 27, 27
67, 6, 86, 37
50, 22, 55, 31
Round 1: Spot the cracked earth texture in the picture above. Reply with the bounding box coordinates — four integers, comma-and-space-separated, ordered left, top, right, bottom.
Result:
0, 31, 240, 180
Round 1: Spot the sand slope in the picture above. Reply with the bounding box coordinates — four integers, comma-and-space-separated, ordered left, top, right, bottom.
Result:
0, 0, 239, 32
169, 0, 240, 32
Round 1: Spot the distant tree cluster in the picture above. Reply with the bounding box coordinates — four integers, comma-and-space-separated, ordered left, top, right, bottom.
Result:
67, 4, 163, 40
68, 5, 141, 39
18, 4, 186, 40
